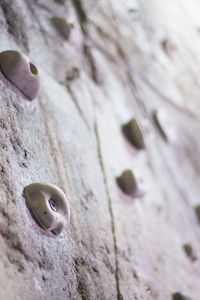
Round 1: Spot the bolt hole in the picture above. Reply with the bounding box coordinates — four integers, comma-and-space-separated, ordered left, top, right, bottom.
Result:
30, 62, 38, 75
49, 199, 58, 212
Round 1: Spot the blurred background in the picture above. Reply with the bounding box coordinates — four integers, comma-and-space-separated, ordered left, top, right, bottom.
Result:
0, 0, 200, 299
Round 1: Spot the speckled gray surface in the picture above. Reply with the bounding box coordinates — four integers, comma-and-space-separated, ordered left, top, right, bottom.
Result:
0, 1, 200, 299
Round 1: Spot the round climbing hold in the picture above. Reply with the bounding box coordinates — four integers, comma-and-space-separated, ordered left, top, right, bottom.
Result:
24, 182, 70, 235
116, 169, 144, 198
0, 50, 40, 100
122, 118, 146, 150
52, 17, 71, 40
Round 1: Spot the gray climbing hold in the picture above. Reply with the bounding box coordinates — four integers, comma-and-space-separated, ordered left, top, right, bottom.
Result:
195, 205, 200, 223
122, 118, 145, 150
0, 50, 40, 100
172, 292, 191, 300
52, 17, 71, 40
153, 109, 175, 141
24, 182, 70, 235
116, 170, 144, 198
183, 244, 197, 262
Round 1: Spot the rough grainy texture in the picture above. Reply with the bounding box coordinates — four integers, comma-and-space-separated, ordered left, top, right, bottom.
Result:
0, 0, 200, 299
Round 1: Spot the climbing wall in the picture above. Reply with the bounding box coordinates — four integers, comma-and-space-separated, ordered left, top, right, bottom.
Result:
0, 0, 200, 299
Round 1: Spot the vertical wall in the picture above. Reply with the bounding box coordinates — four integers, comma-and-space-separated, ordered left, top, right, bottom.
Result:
0, 0, 200, 299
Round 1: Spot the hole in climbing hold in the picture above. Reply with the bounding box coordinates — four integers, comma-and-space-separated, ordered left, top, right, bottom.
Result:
49, 199, 58, 212
30, 62, 38, 75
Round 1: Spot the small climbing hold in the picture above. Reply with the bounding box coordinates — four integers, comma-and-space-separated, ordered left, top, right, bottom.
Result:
66, 67, 80, 81
52, 17, 71, 40
116, 169, 144, 198
24, 182, 70, 235
183, 243, 197, 262
195, 205, 200, 223
161, 38, 175, 57
152, 109, 174, 142
122, 118, 145, 150
172, 292, 191, 300
55, 0, 65, 4
0, 50, 40, 100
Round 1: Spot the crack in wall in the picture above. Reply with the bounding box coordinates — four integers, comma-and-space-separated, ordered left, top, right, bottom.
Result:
38, 94, 70, 192
132, 66, 200, 122
26, 1, 50, 44
39, 92, 105, 299
71, 0, 87, 34
66, 84, 90, 131
71, 0, 99, 84
94, 122, 123, 300
83, 44, 99, 84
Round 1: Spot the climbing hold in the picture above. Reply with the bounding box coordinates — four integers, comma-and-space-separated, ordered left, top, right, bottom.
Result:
55, 0, 65, 4
195, 205, 200, 223
116, 169, 144, 198
0, 50, 40, 100
161, 38, 175, 57
172, 292, 191, 300
52, 17, 71, 40
122, 118, 145, 150
66, 67, 80, 81
24, 182, 70, 235
153, 109, 174, 141
183, 243, 197, 262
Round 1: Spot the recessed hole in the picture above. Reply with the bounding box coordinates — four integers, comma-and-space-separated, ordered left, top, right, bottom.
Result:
30, 62, 38, 75
49, 199, 58, 212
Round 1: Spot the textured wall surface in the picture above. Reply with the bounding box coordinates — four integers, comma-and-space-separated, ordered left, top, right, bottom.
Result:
0, 0, 200, 299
